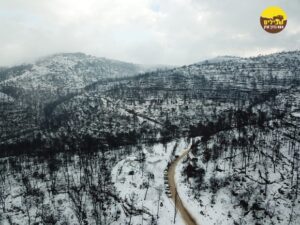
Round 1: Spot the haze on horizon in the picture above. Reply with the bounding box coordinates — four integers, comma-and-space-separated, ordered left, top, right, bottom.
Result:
0, 0, 300, 67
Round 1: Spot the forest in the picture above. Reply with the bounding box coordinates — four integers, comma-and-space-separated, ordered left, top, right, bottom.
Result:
0, 51, 299, 225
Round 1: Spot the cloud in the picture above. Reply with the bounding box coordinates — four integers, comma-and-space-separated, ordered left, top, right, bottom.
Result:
0, 0, 299, 66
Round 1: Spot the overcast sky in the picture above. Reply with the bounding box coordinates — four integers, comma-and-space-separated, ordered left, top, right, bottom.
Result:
0, 0, 299, 66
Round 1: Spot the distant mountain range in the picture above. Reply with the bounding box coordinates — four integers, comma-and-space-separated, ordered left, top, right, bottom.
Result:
1, 51, 299, 96
0, 53, 158, 92
0, 50, 300, 155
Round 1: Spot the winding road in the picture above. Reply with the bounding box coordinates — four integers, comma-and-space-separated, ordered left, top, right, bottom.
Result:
167, 148, 199, 225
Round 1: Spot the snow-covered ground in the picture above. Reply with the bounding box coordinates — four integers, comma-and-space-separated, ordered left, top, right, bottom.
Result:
176, 156, 240, 225
111, 138, 191, 225
0, 92, 14, 103
176, 124, 300, 225
0, 138, 194, 225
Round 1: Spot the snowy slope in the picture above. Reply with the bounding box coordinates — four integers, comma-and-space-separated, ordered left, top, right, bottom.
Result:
1, 53, 148, 92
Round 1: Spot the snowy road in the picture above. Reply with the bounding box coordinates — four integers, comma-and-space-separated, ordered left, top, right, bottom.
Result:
168, 148, 199, 225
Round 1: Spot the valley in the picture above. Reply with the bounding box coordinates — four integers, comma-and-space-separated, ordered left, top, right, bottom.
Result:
0, 51, 299, 225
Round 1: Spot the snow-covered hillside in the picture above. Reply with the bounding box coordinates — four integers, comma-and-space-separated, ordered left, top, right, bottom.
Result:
177, 87, 300, 225
0, 53, 148, 92
0, 51, 300, 225
0, 138, 191, 225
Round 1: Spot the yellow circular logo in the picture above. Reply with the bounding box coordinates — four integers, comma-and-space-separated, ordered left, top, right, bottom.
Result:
260, 6, 287, 33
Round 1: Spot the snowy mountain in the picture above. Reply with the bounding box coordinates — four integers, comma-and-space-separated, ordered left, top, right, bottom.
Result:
1, 51, 300, 152
0, 51, 300, 225
0, 53, 149, 93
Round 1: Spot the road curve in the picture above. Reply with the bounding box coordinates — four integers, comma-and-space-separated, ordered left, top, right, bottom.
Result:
168, 148, 199, 225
